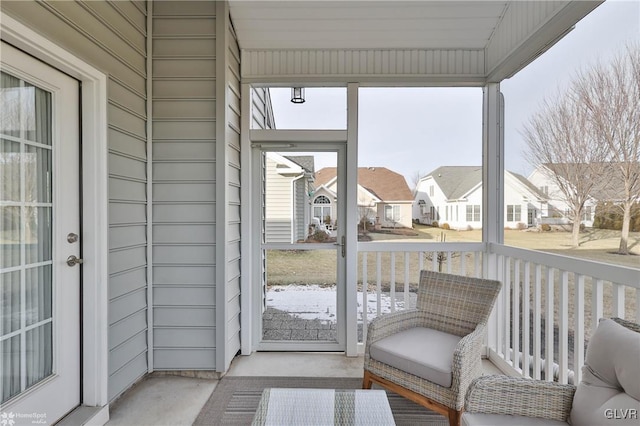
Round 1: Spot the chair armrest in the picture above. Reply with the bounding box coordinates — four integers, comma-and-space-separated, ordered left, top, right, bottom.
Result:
464, 375, 576, 421
364, 309, 423, 352
449, 324, 487, 409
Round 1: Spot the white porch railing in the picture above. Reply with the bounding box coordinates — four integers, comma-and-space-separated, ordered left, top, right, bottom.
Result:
488, 243, 640, 384
357, 242, 485, 345
356, 241, 640, 385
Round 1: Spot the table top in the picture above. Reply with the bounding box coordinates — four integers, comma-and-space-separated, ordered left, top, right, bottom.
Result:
252, 388, 395, 426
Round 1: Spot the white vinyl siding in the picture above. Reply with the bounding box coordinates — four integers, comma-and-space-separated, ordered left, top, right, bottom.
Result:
1, 0, 149, 402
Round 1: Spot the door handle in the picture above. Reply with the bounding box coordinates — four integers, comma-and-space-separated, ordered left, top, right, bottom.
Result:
66, 255, 84, 267
333, 236, 345, 258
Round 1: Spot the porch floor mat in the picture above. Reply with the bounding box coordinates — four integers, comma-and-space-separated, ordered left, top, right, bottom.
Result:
193, 376, 447, 425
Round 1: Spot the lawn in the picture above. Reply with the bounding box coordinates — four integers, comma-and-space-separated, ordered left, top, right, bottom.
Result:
267, 226, 639, 286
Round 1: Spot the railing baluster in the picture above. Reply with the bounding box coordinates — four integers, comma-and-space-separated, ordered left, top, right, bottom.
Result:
533, 264, 542, 380
592, 279, 603, 333
545, 267, 555, 382
523, 261, 531, 378
390, 252, 396, 313
504, 257, 512, 366
513, 259, 521, 373
362, 253, 368, 344
559, 271, 569, 384
496, 254, 504, 357
612, 283, 625, 318
404, 253, 410, 309
574, 273, 585, 384
431, 251, 437, 271
376, 252, 382, 316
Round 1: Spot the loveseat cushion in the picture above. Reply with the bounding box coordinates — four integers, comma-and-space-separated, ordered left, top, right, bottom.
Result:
369, 326, 461, 387
462, 413, 568, 426
569, 318, 640, 426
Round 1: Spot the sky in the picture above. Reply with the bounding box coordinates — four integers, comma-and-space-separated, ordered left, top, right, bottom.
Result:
269, 0, 640, 185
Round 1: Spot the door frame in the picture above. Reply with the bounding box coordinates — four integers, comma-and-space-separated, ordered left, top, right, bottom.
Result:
251, 137, 347, 351
1, 14, 109, 410
240, 84, 359, 356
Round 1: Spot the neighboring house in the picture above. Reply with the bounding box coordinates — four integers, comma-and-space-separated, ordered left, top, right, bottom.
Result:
265, 153, 314, 243
414, 166, 548, 229
315, 167, 414, 228
528, 164, 599, 227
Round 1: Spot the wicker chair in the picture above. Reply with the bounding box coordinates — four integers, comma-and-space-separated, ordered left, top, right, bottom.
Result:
363, 270, 502, 426
462, 317, 640, 426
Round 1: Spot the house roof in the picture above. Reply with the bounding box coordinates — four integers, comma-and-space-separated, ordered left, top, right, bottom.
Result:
424, 166, 547, 200
511, 172, 548, 201
539, 162, 637, 201
315, 167, 413, 202
426, 166, 483, 200
285, 156, 315, 173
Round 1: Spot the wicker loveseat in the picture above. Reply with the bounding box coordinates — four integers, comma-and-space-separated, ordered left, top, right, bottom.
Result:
462, 317, 640, 426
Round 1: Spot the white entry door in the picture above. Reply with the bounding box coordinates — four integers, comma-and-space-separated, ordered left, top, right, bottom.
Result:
1, 42, 80, 424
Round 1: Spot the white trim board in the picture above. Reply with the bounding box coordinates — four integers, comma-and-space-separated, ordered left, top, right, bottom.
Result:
1, 12, 110, 413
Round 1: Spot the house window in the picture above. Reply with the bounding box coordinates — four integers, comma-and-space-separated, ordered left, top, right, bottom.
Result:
507, 205, 521, 222
445, 206, 449, 221
429, 185, 434, 197
384, 205, 401, 221
539, 185, 549, 195
455, 205, 459, 221
313, 195, 331, 223
466, 205, 480, 222
430, 206, 435, 220
583, 206, 592, 221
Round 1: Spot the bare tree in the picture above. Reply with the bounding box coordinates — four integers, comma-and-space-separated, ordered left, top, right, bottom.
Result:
409, 170, 425, 197
523, 90, 609, 248
574, 45, 640, 254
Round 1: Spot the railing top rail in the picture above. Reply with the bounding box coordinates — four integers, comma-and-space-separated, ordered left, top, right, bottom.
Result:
490, 243, 640, 289
357, 241, 486, 252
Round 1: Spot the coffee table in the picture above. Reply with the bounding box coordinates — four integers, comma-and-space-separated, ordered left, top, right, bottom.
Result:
252, 388, 396, 425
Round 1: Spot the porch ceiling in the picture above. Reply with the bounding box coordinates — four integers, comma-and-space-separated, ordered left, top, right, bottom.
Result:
228, 1, 602, 83
229, 1, 508, 50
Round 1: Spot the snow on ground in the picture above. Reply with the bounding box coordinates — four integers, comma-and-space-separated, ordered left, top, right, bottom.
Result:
266, 285, 417, 323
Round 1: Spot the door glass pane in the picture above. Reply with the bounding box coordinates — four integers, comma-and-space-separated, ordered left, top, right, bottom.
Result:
0, 72, 54, 404
261, 150, 340, 344
264, 249, 338, 342
26, 323, 53, 388
1, 336, 21, 402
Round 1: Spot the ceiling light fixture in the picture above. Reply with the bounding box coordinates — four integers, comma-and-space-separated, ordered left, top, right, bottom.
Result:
291, 87, 305, 104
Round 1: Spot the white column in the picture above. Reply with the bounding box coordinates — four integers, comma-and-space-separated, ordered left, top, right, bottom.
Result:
240, 84, 253, 355
482, 83, 504, 354
345, 83, 359, 356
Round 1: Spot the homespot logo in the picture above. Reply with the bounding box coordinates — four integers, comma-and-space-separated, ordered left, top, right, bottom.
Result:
0, 412, 47, 425
604, 408, 638, 420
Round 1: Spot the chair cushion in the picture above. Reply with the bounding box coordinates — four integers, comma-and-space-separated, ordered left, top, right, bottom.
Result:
462, 413, 568, 426
569, 318, 640, 426
369, 327, 461, 388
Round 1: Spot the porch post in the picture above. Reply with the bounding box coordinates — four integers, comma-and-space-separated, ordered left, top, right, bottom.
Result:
240, 83, 253, 355
482, 83, 504, 353
345, 83, 359, 356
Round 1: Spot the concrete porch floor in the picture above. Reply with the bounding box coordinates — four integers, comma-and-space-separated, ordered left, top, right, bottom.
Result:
106, 353, 502, 425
